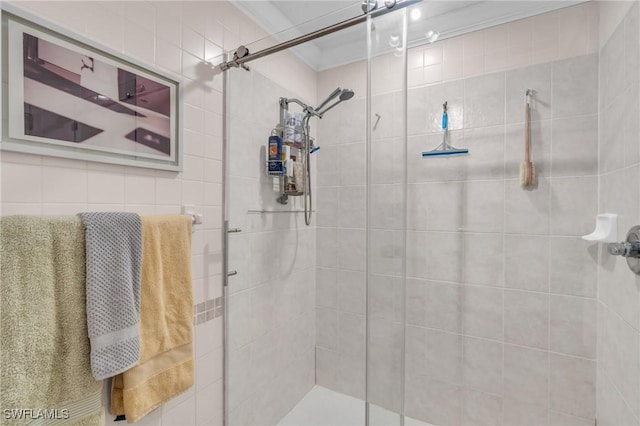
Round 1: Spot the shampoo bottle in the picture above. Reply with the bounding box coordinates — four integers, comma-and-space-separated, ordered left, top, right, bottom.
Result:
268, 134, 283, 174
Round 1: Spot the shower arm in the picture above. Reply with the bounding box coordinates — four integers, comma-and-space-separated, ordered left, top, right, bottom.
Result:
217, 0, 423, 71
281, 97, 323, 119
316, 99, 343, 116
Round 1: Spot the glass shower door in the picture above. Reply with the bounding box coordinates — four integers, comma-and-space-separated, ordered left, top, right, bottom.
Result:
224, 3, 414, 425
366, 6, 408, 426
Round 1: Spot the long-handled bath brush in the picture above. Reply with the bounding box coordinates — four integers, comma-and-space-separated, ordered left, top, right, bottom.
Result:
520, 89, 536, 187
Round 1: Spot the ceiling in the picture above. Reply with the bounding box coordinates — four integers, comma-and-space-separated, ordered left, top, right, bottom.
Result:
233, 0, 585, 71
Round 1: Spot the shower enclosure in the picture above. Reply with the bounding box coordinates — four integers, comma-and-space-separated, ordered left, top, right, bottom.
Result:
224, 0, 611, 425
225, 3, 413, 424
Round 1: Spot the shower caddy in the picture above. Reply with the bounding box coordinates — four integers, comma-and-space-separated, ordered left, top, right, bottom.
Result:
265, 97, 311, 205
266, 88, 353, 225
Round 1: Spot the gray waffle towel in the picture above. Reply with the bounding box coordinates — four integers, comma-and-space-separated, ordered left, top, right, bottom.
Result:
78, 212, 143, 380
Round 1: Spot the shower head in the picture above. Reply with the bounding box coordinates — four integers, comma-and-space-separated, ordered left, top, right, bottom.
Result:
316, 88, 355, 116
339, 89, 355, 101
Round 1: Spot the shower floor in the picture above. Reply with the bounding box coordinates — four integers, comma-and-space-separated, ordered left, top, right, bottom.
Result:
277, 386, 431, 426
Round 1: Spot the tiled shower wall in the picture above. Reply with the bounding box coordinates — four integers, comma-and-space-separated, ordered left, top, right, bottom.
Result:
313, 61, 367, 397
0, 2, 315, 425
403, 51, 599, 426
596, 2, 640, 425
225, 61, 317, 425
316, 2, 601, 424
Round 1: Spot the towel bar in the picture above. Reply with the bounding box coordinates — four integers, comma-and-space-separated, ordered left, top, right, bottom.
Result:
182, 205, 202, 227
190, 214, 202, 225
247, 209, 316, 214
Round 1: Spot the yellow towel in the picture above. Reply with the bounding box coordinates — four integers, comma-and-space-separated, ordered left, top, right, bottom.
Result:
0, 216, 104, 425
110, 215, 193, 422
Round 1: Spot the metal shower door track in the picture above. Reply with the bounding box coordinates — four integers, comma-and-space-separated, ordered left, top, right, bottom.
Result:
217, 0, 422, 71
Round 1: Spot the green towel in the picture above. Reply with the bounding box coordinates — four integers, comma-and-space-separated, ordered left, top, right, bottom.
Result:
0, 216, 103, 425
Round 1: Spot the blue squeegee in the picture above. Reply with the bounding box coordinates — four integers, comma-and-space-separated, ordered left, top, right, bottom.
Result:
422, 102, 469, 157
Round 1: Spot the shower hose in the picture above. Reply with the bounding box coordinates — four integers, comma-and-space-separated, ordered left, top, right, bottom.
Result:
303, 116, 312, 226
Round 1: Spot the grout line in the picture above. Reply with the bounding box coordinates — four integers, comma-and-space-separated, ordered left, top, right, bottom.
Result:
597, 324, 640, 423
595, 16, 603, 424
598, 296, 640, 335
405, 323, 597, 363
546, 63, 554, 418
501, 71, 507, 425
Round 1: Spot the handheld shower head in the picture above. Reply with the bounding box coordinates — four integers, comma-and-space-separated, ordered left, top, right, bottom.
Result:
317, 88, 355, 116
315, 87, 342, 112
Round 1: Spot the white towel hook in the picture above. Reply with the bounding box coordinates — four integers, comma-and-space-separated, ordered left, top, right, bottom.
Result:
525, 88, 534, 105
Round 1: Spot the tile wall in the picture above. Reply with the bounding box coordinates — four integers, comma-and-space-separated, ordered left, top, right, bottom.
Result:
407, 2, 599, 88
0, 1, 315, 425
314, 67, 368, 401
225, 59, 317, 425
316, 2, 603, 425
597, 2, 640, 425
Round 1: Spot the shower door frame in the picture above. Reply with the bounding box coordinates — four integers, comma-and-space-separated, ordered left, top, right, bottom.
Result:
365, 7, 410, 426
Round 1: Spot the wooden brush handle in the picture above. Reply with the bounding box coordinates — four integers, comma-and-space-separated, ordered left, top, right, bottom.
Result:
525, 102, 531, 163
